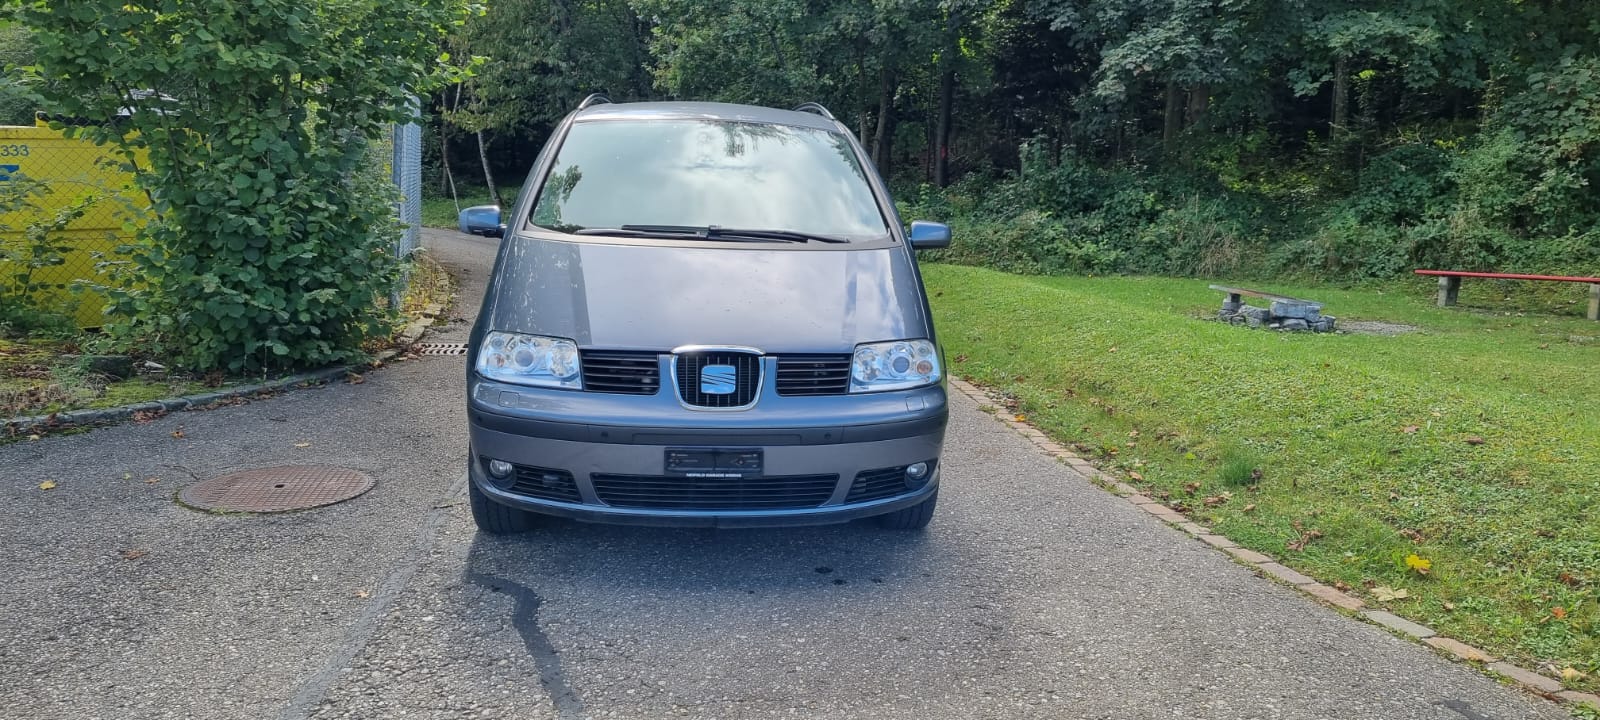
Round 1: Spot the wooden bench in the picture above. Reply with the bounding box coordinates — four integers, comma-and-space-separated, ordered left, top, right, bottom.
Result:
1415, 270, 1600, 321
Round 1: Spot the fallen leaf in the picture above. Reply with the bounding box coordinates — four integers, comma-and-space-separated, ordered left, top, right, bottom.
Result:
1108, 347, 1118, 353
27, 434, 40, 441
1401, 425, 1420, 434
1400, 529, 1424, 544
1561, 667, 1586, 682
1127, 471, 1144, 482
1333, 580, 1352, 592
346, 373, 366, 385
1550, 606, 1568, 620
123, 473, 132, 480
1013, 414, 1026, 422
38, 480, 56, 490
953, 353, 968, 363
1558, 572, 1579, 587
1249, 468, 1263, 482
1127, 430, 1140, 439
294, 442, 311, 448
1361, 578, 1377, 589
1242, 503, 1257, 513
1203, 493, 1230, 507
1464, 436, 1485, 446
121, 549, 147, 561
1442, 601, 1455, 611
144, 477, 160, 484
1182, 481, 1201, 495
1287, 528, 1324, 551
353, 589, 371, 599
170, 427, 186, 439
1405, 554, 1432, 575
1371, 586, 1410, 602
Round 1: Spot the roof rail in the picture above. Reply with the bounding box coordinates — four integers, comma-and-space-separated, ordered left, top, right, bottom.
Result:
792, 102, 836, 121
577, 93, 612, 110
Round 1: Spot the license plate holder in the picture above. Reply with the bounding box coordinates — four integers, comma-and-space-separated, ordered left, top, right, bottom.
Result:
665, 448, 763, 478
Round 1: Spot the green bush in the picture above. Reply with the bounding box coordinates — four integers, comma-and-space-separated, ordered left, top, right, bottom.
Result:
16, 0, 475, 372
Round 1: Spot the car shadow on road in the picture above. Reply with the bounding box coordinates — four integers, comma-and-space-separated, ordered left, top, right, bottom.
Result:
464, 516, 942, 597
458, 519, 950, 718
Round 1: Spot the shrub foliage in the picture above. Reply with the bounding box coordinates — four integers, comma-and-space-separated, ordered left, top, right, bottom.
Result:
12, 0, 475, 371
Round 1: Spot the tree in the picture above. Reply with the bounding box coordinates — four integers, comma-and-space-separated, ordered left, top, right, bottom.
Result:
13, 0, 476, 371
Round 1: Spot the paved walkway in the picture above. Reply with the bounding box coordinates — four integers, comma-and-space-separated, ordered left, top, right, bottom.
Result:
0, 229, 1564, 720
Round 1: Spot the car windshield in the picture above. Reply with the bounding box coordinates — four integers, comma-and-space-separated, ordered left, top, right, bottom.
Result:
528, 119, 889, 242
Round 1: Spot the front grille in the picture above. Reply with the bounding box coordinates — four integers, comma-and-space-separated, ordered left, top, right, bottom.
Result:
497, 462, 581, 503
592, 473, 839, 510
847, 462, 935, 503
775, 354, 852, 396
581, 350, 661, 395
674, 351, 761, 408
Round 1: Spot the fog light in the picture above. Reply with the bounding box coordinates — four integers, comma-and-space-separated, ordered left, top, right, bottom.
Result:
905, 461, 931, 487
487, 459, 515, 478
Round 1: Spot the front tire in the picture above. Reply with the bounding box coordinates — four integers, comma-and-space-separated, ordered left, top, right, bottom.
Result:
469, 479, 537, 534
875, 490, 938, 530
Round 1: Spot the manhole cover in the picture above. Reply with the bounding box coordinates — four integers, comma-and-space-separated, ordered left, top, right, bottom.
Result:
179, 465, 375, 513
416, 342, 468, 356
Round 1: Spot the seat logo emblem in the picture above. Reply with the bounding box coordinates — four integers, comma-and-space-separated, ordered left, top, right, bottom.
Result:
700, 364, 737, 395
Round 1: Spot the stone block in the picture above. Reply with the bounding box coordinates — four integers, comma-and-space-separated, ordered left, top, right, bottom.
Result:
1362, 610, 1436, 639
1423, 637, 1494, 662
1487, 662, 1562, 693
1270, 299, 1323, 319
61, 354, 134, 379
1258, 562, 1315, 586
1302, 583, 1364, 611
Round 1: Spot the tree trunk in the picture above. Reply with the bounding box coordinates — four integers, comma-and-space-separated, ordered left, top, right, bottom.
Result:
1162, 81, 1182, 152
1186, 85, 1209, 128
1331, 55, 1350, 138
476, 129, 503, 208
935, 60, 954, 187
859, 110, 870, 146
872, 65, 897, 177
440, 129, 458, 206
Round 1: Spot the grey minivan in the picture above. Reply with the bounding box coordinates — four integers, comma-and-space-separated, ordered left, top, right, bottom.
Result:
463, 98, 951, 533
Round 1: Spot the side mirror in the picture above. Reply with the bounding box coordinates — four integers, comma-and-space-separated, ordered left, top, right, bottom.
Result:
458, 205, 504, 238
907, 220, 951, 250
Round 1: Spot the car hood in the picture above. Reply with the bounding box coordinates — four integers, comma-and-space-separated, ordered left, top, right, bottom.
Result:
480, 237, 932, 353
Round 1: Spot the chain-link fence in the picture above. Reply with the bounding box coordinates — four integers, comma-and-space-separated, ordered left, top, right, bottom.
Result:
391, 102, 423, 260
0, 117, 425, 328
0, 125, 142, 328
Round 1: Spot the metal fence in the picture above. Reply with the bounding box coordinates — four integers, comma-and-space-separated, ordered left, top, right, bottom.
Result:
0, 125, 142, 327
389, 102, 424, 260
0, 117, 426, 327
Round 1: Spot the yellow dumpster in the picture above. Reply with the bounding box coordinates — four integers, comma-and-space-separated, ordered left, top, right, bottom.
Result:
0, 122, 146, 328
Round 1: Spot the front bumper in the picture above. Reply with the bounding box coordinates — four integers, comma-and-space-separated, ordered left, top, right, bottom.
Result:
467, 379, 947, 528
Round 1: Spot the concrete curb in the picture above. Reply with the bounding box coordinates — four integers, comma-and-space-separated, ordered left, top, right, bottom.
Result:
947, 375, 1595, 712
4, 317, 432, 437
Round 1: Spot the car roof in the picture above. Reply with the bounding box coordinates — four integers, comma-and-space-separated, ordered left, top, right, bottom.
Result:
572, 101, 841, 131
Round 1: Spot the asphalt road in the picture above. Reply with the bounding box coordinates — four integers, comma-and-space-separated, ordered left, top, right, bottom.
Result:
0, 228, 1566, 720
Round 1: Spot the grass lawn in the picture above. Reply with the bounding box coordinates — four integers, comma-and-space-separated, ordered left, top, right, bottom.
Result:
923, 264, 1599, 689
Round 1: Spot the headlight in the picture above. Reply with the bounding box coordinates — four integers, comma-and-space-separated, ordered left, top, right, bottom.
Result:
851, 339, 941, 393
475, 332, 582, 389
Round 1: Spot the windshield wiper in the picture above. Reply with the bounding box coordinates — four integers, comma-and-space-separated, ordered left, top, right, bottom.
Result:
572, 225, 849, 244
701, 227, 850, 244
